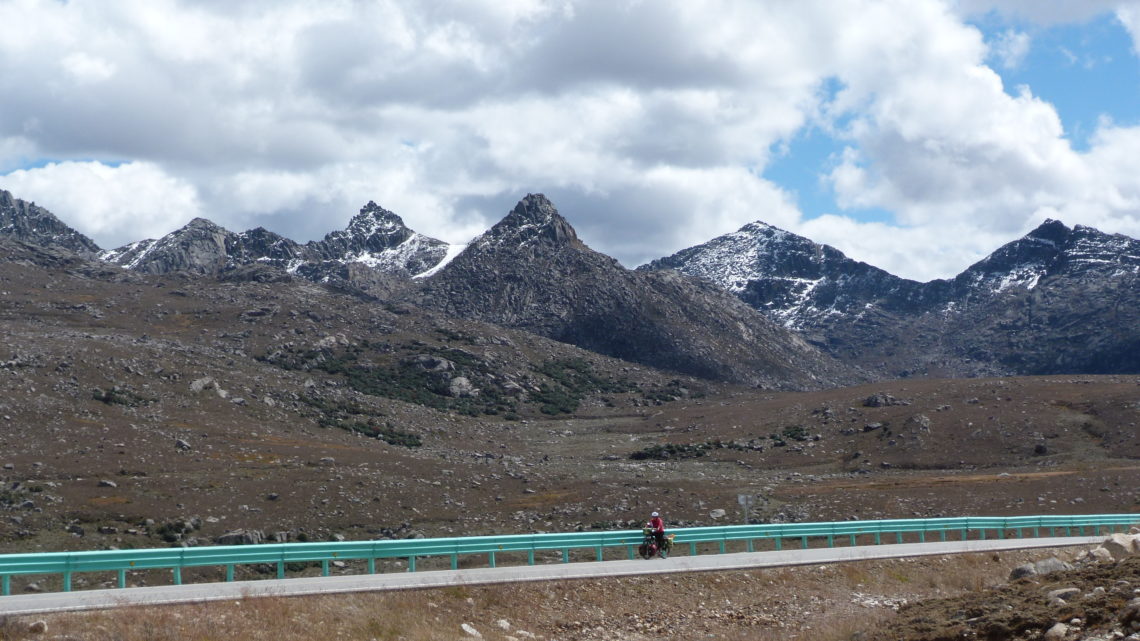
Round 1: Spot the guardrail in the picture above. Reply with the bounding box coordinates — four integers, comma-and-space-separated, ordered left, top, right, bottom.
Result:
1, 514, 1135, 596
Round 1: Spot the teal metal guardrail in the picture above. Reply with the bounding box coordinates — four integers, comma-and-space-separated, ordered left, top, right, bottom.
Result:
1, 513, 1135, 596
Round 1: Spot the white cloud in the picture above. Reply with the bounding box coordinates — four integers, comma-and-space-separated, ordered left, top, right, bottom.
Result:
990, 29, 1031, 68
60, 52, 116, 84
1117, 5, 1140, 54
1, 161, 202, 245
0, 0, 1138, 283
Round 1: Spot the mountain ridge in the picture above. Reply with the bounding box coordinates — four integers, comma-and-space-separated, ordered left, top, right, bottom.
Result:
646, 217, 1140, 377
2, 187, 1136, 381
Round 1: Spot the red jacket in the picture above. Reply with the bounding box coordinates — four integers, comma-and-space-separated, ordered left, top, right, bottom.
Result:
648, 516, 665, 533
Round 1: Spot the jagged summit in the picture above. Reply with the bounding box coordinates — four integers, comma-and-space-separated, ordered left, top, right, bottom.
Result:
479, 194, 583, 250
0, 189, 101, 256
409, 195, 861, 388
325, 201, 416, 252
644, 218, 913, 328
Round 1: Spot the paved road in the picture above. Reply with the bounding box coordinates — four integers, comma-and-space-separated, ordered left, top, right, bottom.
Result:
0, 536, 1102, 616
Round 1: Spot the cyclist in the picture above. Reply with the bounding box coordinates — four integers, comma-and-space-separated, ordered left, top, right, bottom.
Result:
647, 511, 667, 558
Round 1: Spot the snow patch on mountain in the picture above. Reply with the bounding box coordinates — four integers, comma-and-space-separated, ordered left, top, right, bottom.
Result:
414, 243, 466, 278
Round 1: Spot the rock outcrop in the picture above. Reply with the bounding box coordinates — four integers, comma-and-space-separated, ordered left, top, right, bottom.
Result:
0, 189, 101, 256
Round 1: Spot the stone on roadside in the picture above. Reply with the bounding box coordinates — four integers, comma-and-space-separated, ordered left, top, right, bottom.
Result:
1088, 547, 1114, 563
1022, 557, 1073, 577
461, 623, 482, 638
1102, 533, 1140, 560
1047, 587, 1081, 602
1043, 622, 1068, 641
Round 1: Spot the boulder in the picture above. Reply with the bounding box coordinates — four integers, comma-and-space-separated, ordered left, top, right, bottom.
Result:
1034, 557, 1074, 575
1011, 557, 1073, 580
1121, 597, 1140, 625
1102, 533, 1140, 560
215, 529, 265, 546
1047, 587, 1081, 602
407, 354, 455, 373
863, 393, 910, 407
448, 376, 479, 398
1043, 622, 1068, 641
1088, 547, 1114, 563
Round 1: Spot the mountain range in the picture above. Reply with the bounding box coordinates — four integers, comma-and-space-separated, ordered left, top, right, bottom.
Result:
646, 218, 1140, 377
1, 187, 1136, 384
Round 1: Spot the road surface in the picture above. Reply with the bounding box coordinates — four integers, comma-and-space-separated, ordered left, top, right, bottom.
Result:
0, 536, 1101, 616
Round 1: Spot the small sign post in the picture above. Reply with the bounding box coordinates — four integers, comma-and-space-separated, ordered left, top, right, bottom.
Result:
737, 493, 756, 524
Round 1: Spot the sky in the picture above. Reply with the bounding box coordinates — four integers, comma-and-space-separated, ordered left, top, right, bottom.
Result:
2, 0, 1140, 282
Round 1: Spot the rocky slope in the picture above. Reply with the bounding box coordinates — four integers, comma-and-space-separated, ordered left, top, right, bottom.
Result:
0, 189, 101, 257
408, 194, 862, 388
645, 219, 1140, 378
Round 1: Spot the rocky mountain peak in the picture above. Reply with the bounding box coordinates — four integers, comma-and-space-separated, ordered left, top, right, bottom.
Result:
0, 189, 102, 256
103, 217, 237, 275
482, 194, 582, 249
343, 201, 412, 243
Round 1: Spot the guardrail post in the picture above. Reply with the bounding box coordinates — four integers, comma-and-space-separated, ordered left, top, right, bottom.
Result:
489, 551, 496, 568
2, 575, 9, 596
690, 542, 697, 556
277, 561, 285, 579
775, 537, 782, 551
595, 546, 603, 562
173, 567, 182, 586
939, 530, 946, 542
451, 554, 459, 570
827, 534, 834, 548
627, 545, 635, 560
849, 534, 857, 547
873, 532, 881, 545
408, 556, 417, 572
118, 569, 127, 588
63, 570, 72, 592
960, 528, 967, 540
919, 531, 925, 543
226, 564, 235, 582
979, 529, 986, 540
746, 539, 754, 553
528, 550, 535, 565
562, 549, 569, 564
322, 560, 330, 577
719, 540, 726, 554
895, 532, 903, 544
800, 536, 808, 549
368, 558, 376, 574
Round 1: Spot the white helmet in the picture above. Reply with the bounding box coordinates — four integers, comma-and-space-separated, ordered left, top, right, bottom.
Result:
651, 511, 659, 517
